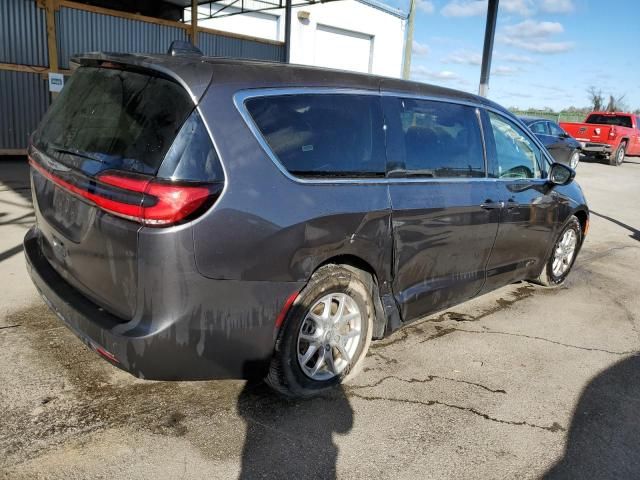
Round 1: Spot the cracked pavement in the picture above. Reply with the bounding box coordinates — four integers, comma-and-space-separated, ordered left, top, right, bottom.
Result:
1, 157, 640, 479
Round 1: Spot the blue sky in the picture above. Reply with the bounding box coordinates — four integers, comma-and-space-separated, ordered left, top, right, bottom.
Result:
386, 0, 640, 111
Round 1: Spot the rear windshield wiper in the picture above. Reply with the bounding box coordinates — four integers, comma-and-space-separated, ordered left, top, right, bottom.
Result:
47, 145, 102, 163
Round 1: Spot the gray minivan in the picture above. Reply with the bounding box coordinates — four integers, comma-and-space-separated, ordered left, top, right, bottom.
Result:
25, 51, 589, 397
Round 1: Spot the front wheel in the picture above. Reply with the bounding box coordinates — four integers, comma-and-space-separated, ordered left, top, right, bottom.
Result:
535, 215, 582, 287
266, 264, 374, 398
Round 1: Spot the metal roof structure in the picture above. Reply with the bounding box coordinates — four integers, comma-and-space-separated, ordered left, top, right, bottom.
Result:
167, 0, 405, 20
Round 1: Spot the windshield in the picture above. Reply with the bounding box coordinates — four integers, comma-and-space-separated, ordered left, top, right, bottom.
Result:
585, 114, 632, 128
33, 66, 194, 175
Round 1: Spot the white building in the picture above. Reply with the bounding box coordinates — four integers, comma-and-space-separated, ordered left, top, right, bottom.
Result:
186, 0, 407, 78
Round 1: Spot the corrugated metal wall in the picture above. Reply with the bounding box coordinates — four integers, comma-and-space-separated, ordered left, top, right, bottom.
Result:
198, 31, 285, 62
1, 2, 284, 150
0, 0, 48, 66
55, 6, 189, 69
0, 70, 49, 149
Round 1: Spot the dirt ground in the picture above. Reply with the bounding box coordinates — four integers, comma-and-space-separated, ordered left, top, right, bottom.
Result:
1, 157, 639, 479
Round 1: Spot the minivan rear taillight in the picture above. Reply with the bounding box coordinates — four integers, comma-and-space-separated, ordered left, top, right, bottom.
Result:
30, 158, 221, 227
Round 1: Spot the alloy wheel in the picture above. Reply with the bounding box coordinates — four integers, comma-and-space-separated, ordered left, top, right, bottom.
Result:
296, 293, 362, 381
552, 229, 577, 278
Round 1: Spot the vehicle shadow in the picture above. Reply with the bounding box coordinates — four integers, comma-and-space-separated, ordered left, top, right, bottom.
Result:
237, 379, 353, 480
544, 355, 640, 479
0, 156, 34, 264
0, 156, 32, 204
590, 210, 640, 242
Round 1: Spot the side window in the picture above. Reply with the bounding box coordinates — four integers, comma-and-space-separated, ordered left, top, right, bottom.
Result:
487, 111, 542, 179
245, 94, 385, 178
636, 116, 640, 130
390, 98, 485, 178
157, 110, 224, 182
548, 121, 565, 137
529, 121, 548, 135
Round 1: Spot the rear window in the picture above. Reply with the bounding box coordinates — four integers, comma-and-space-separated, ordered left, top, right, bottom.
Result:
245, 94, 386, 178
33, 66, 194, 175
585, 114, 632, 128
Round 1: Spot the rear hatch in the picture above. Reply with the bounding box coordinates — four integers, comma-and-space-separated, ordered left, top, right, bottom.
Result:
30, 63, 223, 320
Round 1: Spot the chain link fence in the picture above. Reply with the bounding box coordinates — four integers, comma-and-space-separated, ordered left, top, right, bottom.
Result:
510, 110, 588, 124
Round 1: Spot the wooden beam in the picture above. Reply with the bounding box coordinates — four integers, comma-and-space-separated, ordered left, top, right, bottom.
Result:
59, 1, 189, 30
0, 149, 28, 156
0, 62, 47, 74
45, 0, 59, 72
0, 62, 71, 76
197, 26, 284, 46
191, 0, 198, 46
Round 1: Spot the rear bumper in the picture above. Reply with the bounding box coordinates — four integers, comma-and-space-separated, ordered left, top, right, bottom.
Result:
581, 143, 612, 154
24, 226, 304, 381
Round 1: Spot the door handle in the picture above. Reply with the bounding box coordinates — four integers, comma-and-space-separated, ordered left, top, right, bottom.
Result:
480, 200, 504, 210
506, 199, 520, 210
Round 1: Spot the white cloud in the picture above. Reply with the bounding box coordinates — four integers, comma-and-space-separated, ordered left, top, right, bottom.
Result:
416, 0, 435, 14
492, 65, 520, 76
440, 0, 574, 18
496, 90, 534, 99
411, 66, 460, 81
500, 37, 575, 53
441, 1, 487, 17
499, 19, 572, 54
500, 0, 535, 16
540, 0, 575, 13
497, 53, 536, 64
504, 20, 564, 39
412, 40, 430, 56
431, 70, 459, 80
444, 50, 482, 65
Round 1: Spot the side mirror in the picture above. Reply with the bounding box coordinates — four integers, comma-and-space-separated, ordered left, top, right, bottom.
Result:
548, 162, 575, 186
560, 132, 570, 138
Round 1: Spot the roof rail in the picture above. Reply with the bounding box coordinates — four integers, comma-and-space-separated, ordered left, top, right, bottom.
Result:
168, 40, 203, 57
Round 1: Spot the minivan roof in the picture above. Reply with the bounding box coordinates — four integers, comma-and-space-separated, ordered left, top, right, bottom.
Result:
72, 52, 508, 113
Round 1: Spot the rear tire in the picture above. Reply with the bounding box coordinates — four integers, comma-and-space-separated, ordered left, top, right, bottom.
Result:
535, 215, 582, 287
610, 141, 626, 166
265, 264, 374, 398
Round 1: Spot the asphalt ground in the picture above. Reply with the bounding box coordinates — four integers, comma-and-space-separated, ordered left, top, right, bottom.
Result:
1, 156, 639, 479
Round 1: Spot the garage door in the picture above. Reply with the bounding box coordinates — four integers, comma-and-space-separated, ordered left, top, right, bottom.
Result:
314, 24, 373, 73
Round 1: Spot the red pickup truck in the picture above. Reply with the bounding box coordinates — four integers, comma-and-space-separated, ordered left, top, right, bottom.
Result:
560, 112, 640, 166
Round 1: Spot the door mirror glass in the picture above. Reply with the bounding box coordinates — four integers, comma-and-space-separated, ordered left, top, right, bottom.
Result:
549, 162, 575, 185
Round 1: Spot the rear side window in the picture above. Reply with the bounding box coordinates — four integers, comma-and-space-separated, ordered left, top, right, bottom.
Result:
529, 121, 549, 135
386, 98, 485, 178
585, 114, 632, 128
548, 122, 565, 136
156, 110, 223, 182
33, 66, 194, 175
245, 94, 386, 178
